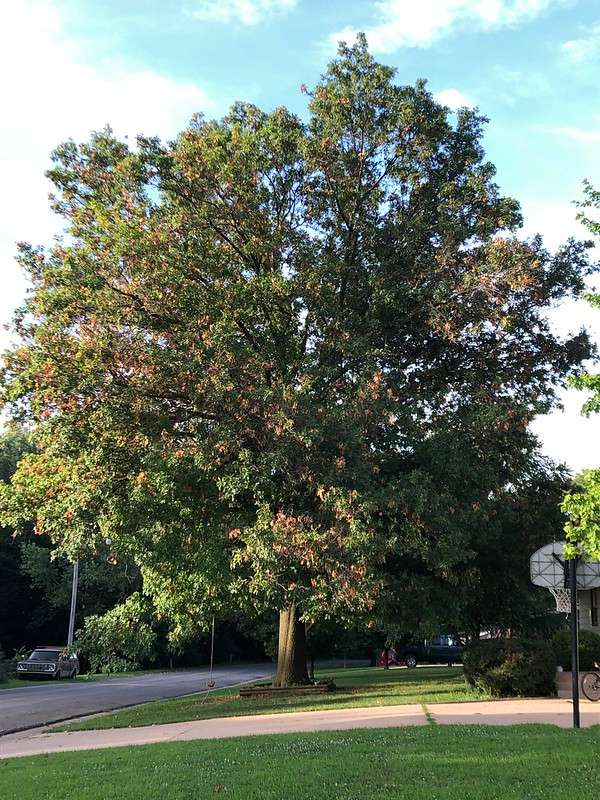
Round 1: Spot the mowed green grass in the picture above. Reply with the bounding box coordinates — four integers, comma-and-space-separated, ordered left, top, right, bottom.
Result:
59, 666, 485, 731
0, 670, 157, 691
0, 678, 52, 690
4, 725, 600, 800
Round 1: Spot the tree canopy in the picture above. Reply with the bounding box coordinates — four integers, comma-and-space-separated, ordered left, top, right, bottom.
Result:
0, 38, 594, 682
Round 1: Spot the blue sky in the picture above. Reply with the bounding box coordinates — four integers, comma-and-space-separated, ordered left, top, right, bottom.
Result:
1, 0, 600, 470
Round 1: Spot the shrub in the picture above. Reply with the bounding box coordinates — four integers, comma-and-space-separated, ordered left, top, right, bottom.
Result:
0, 647, 27, 682
76, 593, 158, 674
552, 629, 600, 671
0, 648, 9, 683
463, 638, 557, 697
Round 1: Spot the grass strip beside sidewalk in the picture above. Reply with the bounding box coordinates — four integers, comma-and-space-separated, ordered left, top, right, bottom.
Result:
58, 666, 484, 731
0, 670, 158, 691
0, 678, 51, 690
3, 725, 600, 799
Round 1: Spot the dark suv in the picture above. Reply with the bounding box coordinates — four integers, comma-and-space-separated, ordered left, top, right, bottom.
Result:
17, 647, 79, 679
401, 635, 462, 668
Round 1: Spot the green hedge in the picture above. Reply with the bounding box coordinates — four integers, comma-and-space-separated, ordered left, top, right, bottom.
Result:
552, 629, 600, 671
463, 638, 557, 697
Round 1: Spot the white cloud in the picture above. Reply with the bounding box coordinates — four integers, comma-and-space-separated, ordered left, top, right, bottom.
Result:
488, 66, 553, 104
562, 23, 600, 63
433, 88, 474, 110
539, 367, 600, 477
521, 198, 600, 473
552, 126, 600, 143
191, 0, 297, 25
0, 0, 216, 350
530, 389, 600, 474
519, 199, 590, 250
328, 0, 569, 53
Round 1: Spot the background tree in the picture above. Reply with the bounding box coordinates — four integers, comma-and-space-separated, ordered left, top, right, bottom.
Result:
451, 460, 570, 639
0, 427, 40, 655
0, 38, 594, 684
365, 452, 570, 644
75, 592, 158, 674
19, 538, 141, 621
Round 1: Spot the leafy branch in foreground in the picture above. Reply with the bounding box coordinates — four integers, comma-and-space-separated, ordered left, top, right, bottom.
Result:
562, 181, 600, 559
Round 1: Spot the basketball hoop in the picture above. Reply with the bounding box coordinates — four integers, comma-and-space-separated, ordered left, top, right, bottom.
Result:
530, 541, 599, 730
549, 587, 572, 614
530, 541, 600, 591
531, 541, 600, 616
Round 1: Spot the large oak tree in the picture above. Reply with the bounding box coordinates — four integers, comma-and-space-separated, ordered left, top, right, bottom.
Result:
0, 38, 594, 684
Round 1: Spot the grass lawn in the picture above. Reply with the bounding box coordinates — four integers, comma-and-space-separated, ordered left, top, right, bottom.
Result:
0, 678, 51, 690
0, 670, 156, 691
59, 666, 485, 731
3, 725, 600, 799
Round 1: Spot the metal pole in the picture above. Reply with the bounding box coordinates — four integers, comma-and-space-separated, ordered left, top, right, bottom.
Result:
569, 557, 580, 729
207, 615, 215, 689
67, 560, 79, 648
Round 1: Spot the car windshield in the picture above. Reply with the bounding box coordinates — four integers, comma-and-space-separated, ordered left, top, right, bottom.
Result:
29, 650, 60, 661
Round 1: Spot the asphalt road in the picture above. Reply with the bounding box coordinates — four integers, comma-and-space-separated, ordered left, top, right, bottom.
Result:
0, 664, 272, 735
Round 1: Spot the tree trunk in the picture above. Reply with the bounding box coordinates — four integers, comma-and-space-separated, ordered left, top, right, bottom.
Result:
273, 604, 310, 687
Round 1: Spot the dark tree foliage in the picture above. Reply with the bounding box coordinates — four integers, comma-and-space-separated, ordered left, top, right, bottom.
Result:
0, 427, 43, 654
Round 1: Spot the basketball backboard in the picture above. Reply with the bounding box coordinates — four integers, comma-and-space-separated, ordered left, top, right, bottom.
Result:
530, 541, 600, 589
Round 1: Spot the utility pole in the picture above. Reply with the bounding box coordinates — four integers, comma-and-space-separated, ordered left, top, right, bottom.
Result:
67, 560, 79, 649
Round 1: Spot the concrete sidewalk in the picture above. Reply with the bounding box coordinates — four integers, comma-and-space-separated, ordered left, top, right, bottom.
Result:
1, 698, 598, 760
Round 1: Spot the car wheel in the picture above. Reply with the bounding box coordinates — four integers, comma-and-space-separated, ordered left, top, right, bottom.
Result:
405, 654, 418, 668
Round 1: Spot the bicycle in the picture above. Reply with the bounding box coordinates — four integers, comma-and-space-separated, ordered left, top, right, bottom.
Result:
581, 662, 600, 702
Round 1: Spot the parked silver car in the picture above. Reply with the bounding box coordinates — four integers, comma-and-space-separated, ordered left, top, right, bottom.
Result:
17, 647, 79, 679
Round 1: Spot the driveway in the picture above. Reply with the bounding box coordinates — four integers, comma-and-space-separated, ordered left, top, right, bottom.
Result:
0, 664, 271, 735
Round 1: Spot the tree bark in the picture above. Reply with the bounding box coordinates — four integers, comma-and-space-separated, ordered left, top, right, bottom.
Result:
273, 604, 310, 687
